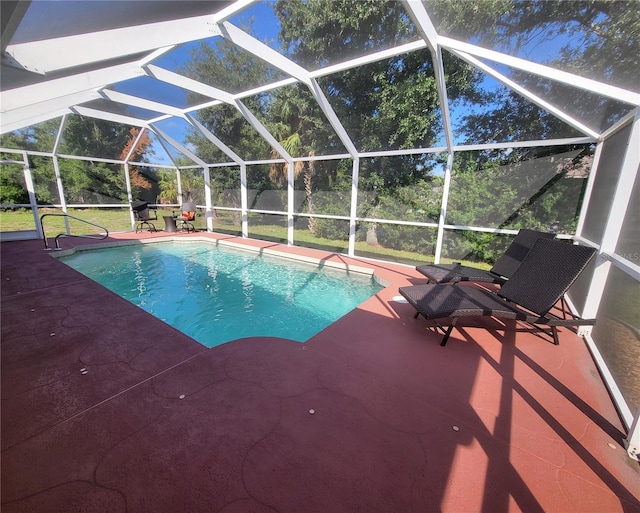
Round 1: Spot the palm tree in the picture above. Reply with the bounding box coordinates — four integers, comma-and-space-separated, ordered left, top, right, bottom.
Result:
268, 114, 318, 235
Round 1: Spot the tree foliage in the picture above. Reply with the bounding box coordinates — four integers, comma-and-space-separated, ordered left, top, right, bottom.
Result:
432, 0, 639, 137
430, 0, 639, 89
1, 118, 159, 206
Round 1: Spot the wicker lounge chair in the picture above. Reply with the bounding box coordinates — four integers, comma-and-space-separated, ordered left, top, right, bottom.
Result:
416, 229, 555, 285
399, 238, 597, 346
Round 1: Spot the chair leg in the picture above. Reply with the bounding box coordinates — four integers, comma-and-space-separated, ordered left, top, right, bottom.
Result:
142, 221, 156, 232
529, 322, 561, 345
440, 318, 458, 346
410, 309, 457, 346
177, 221, 194, 232
559, 297, 568, 319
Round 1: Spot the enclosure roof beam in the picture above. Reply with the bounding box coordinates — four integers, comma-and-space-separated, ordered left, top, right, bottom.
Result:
151, 125, 208, 168
71, 105, 149, 128
451, 49, 600, 139
218, 21, 311, 86
233, 99, 292, 161
309, 41, 427, 80
0, 91, 98, 134
4, 10, 227, 74
216, 22, 356, 156
440, 37, 640, 106
99, 89, 186, 119
1, 62, 143, 113
1, 0, 31, 54
308, 79, 358, 157
144, 62, 290, 161
215, 20, 357, 157
123, 126, 147, 164
213, 0, 259, 24
144, 64, 235, 104
402, 0, 439, 53
185, 113, 245, 166
403, 0, 454, 151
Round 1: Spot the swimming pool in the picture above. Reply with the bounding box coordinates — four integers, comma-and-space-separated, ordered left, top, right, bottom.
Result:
60, 241, 383, 347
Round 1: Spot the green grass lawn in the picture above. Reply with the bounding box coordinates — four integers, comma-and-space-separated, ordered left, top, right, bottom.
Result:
0, 207, 488, 268
1, 207, 133, 233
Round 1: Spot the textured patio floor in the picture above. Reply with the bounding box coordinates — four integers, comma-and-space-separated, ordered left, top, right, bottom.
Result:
2, 232, 639, 513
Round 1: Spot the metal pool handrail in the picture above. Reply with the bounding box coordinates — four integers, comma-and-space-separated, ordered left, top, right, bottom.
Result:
40, 213, 109, 250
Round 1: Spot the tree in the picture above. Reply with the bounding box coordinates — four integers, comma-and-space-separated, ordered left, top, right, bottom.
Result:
58, 117, 144, 203
157, 169, 179, 205
156, 154, 205, 205
0, 119, 61, 155
267, 82, 328, 234
119, 127, 157, 201
181, 35, 273, 162
432, 0, 639, 141
1, 117, 159, 206
61, 116, 130, 159
272, 0, 467, 241
177, 1, 481, 240
276, 0, 416, 68
430, 0, 639, 90
0, 172, 29, 205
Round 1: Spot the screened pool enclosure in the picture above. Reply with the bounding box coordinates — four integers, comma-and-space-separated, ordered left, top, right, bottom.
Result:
0, 1, 638, 459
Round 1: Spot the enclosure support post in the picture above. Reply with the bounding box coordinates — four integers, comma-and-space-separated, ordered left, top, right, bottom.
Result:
240, 163, 248, 238
52, 115, 70, 235
21, 151, 42, 239
176, 167, 183, 205
580, 113, 640, 325
625, 406, 640, 461
434, 152, 454, 264
203, 166, 213, 232
288, 160, 294, 246
578, 112, 640, 437
348, 157, 360, 258
123, 126, 146, 231
124, 162, 135, 230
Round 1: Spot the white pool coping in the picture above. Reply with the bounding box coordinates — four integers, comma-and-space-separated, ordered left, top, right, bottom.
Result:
50, 234, 389, 287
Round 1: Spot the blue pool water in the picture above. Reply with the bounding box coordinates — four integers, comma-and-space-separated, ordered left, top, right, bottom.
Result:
61, 242, 382, 347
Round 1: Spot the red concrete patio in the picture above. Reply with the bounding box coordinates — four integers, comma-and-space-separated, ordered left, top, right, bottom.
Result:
2, 232, 639, 513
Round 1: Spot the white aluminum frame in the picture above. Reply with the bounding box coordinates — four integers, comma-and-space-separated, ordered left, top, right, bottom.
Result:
439, 37, 640, 106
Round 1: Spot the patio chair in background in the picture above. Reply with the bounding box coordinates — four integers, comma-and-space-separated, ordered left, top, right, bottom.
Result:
399, 238, 597, 346
175, 201, 197, 232
131, 201, 157, 233
416, 229, 556, 286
